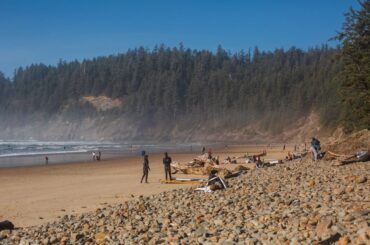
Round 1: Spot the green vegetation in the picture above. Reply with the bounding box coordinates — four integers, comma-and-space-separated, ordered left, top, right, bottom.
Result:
0, 2, 368, 138
335, 0, 370, 132
0, 45, 342, 134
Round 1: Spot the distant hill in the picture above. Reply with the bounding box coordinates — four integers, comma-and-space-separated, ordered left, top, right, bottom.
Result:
0, 45, 345, 142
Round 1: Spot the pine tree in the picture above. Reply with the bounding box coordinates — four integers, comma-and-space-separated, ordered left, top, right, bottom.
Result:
335, 0, 370, 131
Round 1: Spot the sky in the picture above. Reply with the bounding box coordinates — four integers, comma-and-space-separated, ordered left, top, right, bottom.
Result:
0, 0, 360, 78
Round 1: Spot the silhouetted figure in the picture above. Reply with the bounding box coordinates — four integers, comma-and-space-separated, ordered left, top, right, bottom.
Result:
45, 156, 48, 165
97, 151, 101, 161
202, 146, 206, 155
283, 144, 286, 151
140, 155, 150, 183
163, 152, 172, 180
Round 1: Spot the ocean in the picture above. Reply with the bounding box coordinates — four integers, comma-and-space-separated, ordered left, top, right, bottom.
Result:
0, 140, 203, 168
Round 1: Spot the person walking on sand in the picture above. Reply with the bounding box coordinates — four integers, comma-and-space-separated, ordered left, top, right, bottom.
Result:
163, 152, 172, 180
45, 156, 48, 165
92, 151, 96, 160
140, 155, 150, 183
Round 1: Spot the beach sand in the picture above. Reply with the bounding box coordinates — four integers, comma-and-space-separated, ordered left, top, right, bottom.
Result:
0, 144, 293, 228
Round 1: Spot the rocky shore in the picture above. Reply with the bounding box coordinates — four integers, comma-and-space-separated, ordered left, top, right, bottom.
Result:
1, 157, 369, 245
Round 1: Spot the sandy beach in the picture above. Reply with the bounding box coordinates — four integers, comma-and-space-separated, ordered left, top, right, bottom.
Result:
1, 138, 368, 244
0, 144, 291, 228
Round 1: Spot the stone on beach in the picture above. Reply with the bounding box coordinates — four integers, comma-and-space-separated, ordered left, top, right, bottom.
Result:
1, 156, 369, 244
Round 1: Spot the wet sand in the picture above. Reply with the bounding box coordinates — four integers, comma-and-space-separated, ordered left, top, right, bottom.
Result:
0, 144, 293, 227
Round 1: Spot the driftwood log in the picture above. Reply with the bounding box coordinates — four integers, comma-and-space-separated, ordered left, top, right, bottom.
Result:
327, 151, 353, 158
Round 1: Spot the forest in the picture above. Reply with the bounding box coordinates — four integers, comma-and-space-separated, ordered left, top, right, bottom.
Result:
0, 45, 342, 134
0, 1, 368, 141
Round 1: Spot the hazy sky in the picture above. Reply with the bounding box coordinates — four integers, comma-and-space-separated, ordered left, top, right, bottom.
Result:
0, 0, 360, 78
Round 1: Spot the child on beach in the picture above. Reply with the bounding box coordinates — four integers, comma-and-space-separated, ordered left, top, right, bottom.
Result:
140, 155, 150, 183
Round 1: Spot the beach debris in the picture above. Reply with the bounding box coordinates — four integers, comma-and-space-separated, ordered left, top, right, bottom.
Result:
327, 151, 352, 158
284, 151, 307, 161
195, 170, 227, 193
171, 153, 250, 177
328, 150, 370, 166
341, 150, 370, 164
1, 154, 369, 244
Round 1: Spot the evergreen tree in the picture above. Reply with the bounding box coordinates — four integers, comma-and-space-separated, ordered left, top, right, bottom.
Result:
335, 0, 370, 131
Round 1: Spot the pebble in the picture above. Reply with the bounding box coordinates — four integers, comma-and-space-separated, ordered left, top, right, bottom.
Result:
1, 158, 369, 244
355, 176, 367, 184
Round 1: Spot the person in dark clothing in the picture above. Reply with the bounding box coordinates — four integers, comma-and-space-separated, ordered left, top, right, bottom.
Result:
202, 146, 206, 155
311, 137, 321, 152
163, 152, 172, 180
140, 155, 150, 183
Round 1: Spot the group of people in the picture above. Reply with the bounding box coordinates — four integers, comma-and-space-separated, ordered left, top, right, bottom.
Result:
92, 151, 102, 161
140, 151, 172, 183
140, 139, 322, 184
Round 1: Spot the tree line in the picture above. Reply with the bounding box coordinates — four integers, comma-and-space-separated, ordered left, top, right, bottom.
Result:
0, 45, 343, 134
0, 1, 368, 134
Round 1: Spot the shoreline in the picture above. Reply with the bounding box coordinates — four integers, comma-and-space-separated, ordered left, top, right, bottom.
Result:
0, 142, 221, 168
1, 142, 368, 244
0, 144, 291, 227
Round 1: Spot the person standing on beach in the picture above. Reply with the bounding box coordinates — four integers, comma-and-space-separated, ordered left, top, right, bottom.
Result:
45, 156, 48, 165
140, 155, 150, 183
163, 152, 172, 180
92, 152, 96, 160
310, 137, 321, 161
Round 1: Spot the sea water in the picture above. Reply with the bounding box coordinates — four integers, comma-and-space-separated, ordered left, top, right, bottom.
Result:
0, 140, 203, 168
